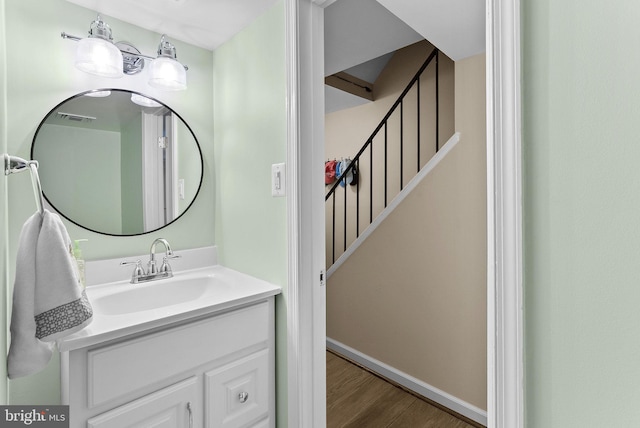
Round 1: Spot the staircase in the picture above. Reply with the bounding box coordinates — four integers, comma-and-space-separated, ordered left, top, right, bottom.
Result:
324, 51, 488, 426
325, 47, 450, 271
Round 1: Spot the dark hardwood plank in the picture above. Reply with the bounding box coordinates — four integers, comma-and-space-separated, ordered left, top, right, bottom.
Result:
327, 350, 479, 428
329, 373, 395, 425
386, 398, 474, 428
327, 353, 373, 411
341, 381, 416, 428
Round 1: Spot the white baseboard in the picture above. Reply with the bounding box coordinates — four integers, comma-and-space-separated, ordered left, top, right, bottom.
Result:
326, 337, 487, 426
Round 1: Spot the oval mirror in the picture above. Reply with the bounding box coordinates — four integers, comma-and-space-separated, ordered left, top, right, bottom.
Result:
31, 89, 203, 236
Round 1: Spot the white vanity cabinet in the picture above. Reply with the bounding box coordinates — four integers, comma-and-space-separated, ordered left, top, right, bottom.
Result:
61, 298, 275, 428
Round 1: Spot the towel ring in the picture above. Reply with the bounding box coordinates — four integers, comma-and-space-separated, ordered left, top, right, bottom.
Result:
4, 153, 45, 216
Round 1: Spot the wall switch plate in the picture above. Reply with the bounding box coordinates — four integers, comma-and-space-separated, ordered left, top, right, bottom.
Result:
272, 163, 286, 197
178, 179, 185, 200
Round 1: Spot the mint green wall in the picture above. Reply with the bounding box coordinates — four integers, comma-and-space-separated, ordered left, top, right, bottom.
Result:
0, 0, 8, 404
35, 124, 123, 234
212, 1, 288, 425
523, 1, 640, 426
4, 0, 213, 404
121, 114, 144, 234
177, 119, 201, 214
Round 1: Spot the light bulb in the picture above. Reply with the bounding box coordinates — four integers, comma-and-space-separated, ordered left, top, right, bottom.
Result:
75, 38, 123, 78
148, 57, 187, 91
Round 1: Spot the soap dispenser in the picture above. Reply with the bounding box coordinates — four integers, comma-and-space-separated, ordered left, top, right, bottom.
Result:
73, 239, 88, 289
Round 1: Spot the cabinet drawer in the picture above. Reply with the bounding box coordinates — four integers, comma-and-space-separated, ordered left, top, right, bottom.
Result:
205, 349, 269, 428
88, 302, 269, 408
87, 377, 198, 428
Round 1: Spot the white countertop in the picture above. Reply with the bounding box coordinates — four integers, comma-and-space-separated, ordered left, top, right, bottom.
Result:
58, 265, 281, 352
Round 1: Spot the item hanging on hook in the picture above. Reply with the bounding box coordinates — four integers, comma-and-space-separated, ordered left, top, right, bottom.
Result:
325, 159, 337, 184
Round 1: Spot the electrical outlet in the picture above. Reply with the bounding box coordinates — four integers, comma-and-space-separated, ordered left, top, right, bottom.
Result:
272, 163, 286, 197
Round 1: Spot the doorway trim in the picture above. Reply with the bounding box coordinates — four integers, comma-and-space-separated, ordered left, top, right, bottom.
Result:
486, 0, 524, 426
286, 0, 524, 427
285, 0, 327, 427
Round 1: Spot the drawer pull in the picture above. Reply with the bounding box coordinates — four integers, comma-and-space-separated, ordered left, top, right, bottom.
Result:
187, 402, 193, 428
238, 391, 249, 403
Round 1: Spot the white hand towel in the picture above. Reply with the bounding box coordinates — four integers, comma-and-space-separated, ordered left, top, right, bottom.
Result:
7, 212, 53, 379
7, 210, 93, 379
34, 210, 93, 342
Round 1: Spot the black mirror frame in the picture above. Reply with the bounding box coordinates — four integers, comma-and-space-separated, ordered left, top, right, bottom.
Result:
31, 88, 204, 237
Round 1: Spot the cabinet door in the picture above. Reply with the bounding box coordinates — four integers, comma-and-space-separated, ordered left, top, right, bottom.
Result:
87, 302, 269, 409
205, 350, 269, 428
87, 377, 199, 428
249, 419, 270, 428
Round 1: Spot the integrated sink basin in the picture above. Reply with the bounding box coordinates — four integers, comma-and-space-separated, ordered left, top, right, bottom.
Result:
59, 264, 282, 352
91, 274, 225, 315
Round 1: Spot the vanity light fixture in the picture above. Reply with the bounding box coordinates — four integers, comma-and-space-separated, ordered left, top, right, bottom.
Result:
72, 15, 123, 78
62, 15, 188, 91
148, 35, 187, 91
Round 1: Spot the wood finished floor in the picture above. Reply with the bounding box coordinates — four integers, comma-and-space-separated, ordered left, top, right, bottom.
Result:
327, 351, 478, 428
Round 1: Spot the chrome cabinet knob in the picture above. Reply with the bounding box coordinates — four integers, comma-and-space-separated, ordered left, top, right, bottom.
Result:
238, 391, 249, 403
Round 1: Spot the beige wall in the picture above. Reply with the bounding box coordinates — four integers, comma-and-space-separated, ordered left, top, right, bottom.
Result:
326, 53, 486, 409
325, 41, 454, 264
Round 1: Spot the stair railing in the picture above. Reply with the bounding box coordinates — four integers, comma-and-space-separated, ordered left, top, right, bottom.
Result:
326, 48, 441, 266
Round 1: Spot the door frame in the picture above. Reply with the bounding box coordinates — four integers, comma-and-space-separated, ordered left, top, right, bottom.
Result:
285, 0, 327, 427
286, 0, 524, 427
485, 0, 524, 426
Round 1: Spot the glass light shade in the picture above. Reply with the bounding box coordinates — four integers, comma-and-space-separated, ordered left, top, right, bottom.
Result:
131, 93, 162, 108
148, 57, 187, 90
85, 90, 111, 97
75, 37, 123, 78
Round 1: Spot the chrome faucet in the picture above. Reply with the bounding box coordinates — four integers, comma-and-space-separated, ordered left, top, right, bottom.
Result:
148, 238, 173, 275
121, 238, 181, 284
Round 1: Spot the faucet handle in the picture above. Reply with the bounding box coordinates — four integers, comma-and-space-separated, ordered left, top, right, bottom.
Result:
121, 260, 145, 283
159, 254, 181, 275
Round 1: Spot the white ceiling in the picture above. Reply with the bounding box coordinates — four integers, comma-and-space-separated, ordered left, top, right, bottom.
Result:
376, 0, 485, 61
64, 0, 485, 114
65, 0, 484, 66
324, 0, 484, 112
325, 52, 394, 114
65, 0, 280, 51
324, 0, 423, 77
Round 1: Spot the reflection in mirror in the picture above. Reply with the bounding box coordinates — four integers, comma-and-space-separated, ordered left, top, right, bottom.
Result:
31, 89, 203, 236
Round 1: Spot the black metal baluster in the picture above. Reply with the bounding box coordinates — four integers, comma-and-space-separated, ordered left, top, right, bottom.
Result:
332, 192, 336, 263
436, 50, 440, 153
343, 179, 347, 252
400, 100, 404, 190
417, 77, 421, 172
356, 158, 360, 238
369, 142, 373, 224
384, 122, 388, 208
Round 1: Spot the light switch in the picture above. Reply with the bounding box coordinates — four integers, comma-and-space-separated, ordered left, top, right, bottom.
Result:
178, 179, 185, 200
272, 163, 286, 197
